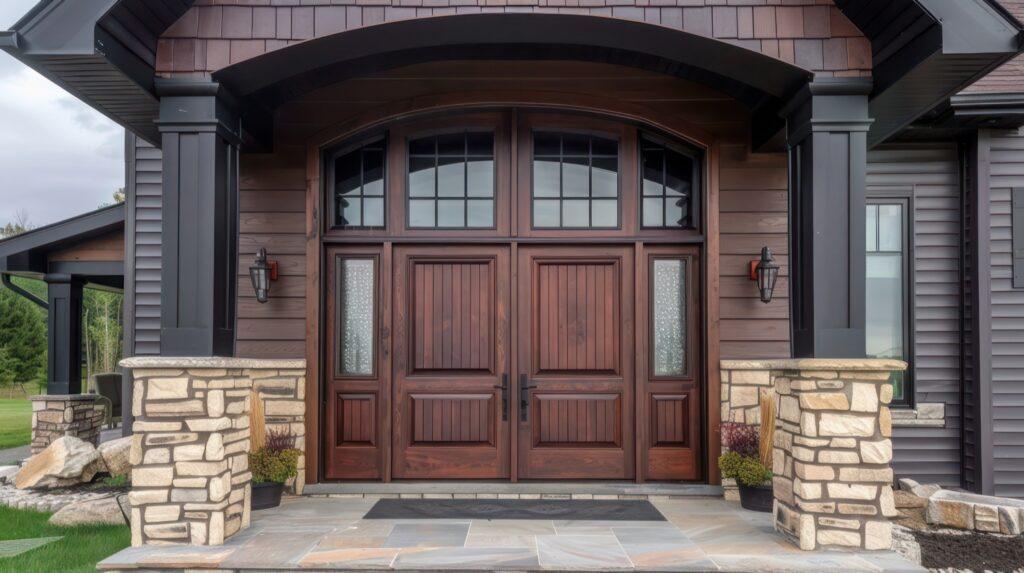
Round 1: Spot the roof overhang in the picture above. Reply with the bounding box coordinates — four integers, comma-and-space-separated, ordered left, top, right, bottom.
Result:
836, 0, 1023, 147
0, 0, 196, 146
0, 204, 125, 288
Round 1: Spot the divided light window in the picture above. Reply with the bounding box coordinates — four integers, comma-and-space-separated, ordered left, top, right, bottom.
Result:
866, 200, 911, 406
407, 131, 495, 228
641, 137, 700, 229
532, 132, 619, 228
332, 139, 386, 229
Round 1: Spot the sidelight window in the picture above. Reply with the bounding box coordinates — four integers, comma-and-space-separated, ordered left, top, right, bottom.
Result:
651, 259, 687, 377
865, 200, 911, 405
640, 136, 700, 229
331, 138, 386, 229
337, 258, 376, 376
532, 132, 619, 228
407, 131, 495, 228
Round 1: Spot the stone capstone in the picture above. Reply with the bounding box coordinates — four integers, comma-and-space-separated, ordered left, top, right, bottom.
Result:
49, 495, 127, 526
14, 436, 104, 489
98, 436, 132, 478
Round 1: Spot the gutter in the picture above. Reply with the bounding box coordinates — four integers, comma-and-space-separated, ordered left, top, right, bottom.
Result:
1, 273, 48, 310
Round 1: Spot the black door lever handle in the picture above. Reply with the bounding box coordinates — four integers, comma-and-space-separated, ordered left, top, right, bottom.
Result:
494, 374, 509, 421
519, 374, 537, 421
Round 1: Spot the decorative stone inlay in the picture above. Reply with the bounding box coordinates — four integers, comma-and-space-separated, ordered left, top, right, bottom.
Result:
123, 357, 306, 547
721, 358, 906, 551
29, 394, 104, 454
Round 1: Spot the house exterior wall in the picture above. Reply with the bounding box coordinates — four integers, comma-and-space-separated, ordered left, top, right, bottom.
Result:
155, 0, 871, 78
866, 144, 964, 488
988, 127, 1024, 498
125, 134, 164, 357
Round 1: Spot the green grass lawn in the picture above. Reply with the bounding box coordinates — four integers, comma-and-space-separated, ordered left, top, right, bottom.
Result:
0, 399, 32, 450
0, 506, 130, 573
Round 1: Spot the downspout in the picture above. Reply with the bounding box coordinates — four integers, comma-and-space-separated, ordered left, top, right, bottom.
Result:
1, 273, 48, 310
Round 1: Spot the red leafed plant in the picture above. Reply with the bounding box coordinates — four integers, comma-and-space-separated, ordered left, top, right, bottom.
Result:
265, 428, 296, 453
720, 421, 759, 458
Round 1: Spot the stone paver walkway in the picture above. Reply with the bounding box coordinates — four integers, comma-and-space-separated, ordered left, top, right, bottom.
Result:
99, 496, 924, 572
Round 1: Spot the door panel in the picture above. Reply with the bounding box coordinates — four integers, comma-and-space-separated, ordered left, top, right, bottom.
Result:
392, 245, 511, 478
517, 246, 635, 479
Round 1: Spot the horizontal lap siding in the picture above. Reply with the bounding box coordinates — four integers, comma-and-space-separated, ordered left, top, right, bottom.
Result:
989, 128, 1024, 498
867, 144, 962, 487
718, 146, 790, 359
130, 135, 163, 356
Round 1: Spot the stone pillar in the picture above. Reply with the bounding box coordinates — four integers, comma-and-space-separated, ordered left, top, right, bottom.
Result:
29, 394, 104, 454
123, 357, 306, 547
771, 359, 904, 551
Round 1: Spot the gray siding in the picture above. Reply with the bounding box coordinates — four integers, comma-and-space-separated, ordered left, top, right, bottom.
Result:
867, 144, 963, 487
127, 133, 162, 356
989, 127, 1024, 498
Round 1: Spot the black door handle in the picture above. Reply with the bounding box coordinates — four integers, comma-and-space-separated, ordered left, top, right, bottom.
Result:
519, 374, 537, 421
494, 374, 509, 421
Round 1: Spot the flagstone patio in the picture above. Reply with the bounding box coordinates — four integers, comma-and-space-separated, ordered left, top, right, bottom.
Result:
98, 496, 925, 572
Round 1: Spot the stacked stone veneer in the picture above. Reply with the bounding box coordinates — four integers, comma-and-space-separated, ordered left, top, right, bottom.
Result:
29, 394, 104, 454
720, 359, 906, 551
122, 357, 306, 547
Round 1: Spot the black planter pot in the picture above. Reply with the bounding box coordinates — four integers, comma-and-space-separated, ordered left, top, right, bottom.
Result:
737, 482, 773, 512
252, 482, 284, 510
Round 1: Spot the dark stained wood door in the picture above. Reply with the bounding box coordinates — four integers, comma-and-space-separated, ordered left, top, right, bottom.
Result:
516, 245, 635, 479
392, 245, 511, 478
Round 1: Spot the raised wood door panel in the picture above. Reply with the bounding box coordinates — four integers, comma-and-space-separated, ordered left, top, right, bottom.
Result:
638, 245, 701, 480
517, 245, 635, 479
392, 245, 511, 478
324, 245, 390, 480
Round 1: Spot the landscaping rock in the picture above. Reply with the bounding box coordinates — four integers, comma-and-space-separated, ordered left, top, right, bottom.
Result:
13, 436, 104, 489
48, 496, 126, 526
926, 489, 1024, 534
0, 466, 17, 485
897, 477, 941, 499
894, 489, 928, 509
98, 437, 131, 478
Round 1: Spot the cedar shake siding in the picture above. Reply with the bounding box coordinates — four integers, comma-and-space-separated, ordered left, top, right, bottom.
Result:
231, 60, 790, 360
988, 128, 1024, 498
867, 144, 964, 488
126, 134, 163, 357
156, 0, 871, 78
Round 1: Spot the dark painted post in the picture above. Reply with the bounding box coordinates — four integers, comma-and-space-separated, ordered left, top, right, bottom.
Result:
156, 79, 240, 357
783, 78, 873, 358
45, 273, 84, 394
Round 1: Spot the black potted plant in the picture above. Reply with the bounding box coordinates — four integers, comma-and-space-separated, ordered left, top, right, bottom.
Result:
719, 392, 775, 512
247, 392, 300, 510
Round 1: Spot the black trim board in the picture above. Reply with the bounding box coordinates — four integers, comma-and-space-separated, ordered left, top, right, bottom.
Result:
0, 203, 125, 276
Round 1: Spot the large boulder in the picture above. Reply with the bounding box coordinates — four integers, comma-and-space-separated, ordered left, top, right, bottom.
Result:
48, 496, 127, 526
14, 436, 104, 489
98, 437, 132, 478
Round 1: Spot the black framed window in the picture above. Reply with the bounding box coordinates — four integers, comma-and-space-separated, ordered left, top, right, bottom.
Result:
331, 138, 385, 229
532, 132, 619, 228
866, 199, 912, 405
407, 131, 495, 228
640, 136, 700, 229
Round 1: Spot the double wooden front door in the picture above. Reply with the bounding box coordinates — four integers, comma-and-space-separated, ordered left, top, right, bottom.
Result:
324, 244, 698, 481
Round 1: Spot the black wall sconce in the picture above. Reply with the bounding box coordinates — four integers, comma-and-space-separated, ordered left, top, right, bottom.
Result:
249, 248, 279, 304
749, 246, 780, 304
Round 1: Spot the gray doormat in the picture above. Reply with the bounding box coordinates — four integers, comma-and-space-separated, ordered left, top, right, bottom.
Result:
364, 498, 666, 521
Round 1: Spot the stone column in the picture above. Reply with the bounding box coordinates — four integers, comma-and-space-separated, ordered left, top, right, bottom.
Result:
29, 394, 104, 454
720, 359, 905, 550
771, 359, 905, 551
123, 357, 306, 547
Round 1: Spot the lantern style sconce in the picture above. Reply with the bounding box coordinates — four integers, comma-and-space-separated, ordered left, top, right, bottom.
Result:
249, 248, 279, 304
748, 246, 780, 304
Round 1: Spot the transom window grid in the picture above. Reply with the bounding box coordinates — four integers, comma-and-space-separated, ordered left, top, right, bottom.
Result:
407, 131, 496, 229
640, 137, 700, 229
531, 131, 620, 229
331, 138, 386, 229
865, 200, 912, 406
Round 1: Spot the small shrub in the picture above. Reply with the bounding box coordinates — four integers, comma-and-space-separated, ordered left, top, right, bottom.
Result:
265, 428, 296, 453
718, 450, 772, 487
720, 422, 759, 458
249, 447, 300, 485
101, 474, 129, 488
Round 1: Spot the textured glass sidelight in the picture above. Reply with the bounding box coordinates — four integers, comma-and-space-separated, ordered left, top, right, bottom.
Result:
339, 259, 375, 376
652, 259, 686, 376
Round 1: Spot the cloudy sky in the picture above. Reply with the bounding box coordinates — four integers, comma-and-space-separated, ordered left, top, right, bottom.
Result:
0, 0, 124, 230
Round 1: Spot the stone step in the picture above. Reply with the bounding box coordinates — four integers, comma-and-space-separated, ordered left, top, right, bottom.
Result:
303, 482, 722, 499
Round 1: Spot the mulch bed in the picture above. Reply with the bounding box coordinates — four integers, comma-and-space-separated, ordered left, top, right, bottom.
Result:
914, 530, 1024, 572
